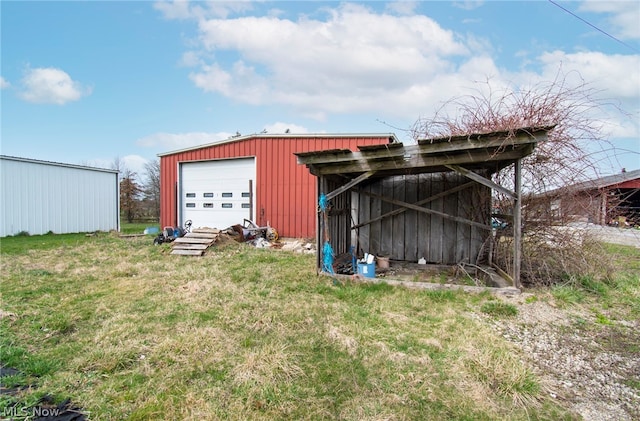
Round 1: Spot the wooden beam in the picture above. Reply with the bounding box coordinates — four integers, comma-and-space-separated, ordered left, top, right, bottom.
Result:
312, 146, 532, 176
352, 181, 475, 229
513, 159, 522, 288
360, 190, 492, 231
445, 164, 516, 199
325, 171, 376, 201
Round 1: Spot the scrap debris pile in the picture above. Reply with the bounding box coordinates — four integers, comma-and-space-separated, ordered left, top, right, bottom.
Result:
152, 219, 284, 255
150, 219, 320, 256
228, 219, 278, 248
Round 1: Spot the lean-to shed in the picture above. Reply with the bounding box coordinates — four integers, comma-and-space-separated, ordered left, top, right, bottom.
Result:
296, 126, 553, 287
0, 155, 120, 237
157, 134, 396, 238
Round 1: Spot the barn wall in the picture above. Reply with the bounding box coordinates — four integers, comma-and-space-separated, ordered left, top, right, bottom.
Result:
351, 172, 491, 264
0, 157, 119, 237
159, 136, 391, 238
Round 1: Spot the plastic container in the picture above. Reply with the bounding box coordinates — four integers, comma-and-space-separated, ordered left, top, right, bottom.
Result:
357, 262, 376, 278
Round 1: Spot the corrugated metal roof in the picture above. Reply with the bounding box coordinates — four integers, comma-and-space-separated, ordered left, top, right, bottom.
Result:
564, 168, 640, 191
0, 155, 118, 174
157, 133, 399, 157
296, 127, 551, 178
418, 126, 555, 144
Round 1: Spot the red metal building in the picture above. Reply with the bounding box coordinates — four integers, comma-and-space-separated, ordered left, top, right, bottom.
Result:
158, 133, 396, 238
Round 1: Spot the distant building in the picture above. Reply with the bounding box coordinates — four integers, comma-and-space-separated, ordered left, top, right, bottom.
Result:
0, 155, 120, 237
527, 169, 640, 226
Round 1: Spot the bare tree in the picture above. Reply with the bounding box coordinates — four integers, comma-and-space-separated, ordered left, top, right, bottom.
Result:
142, 159, 160, 221
120, 168, 142, 223
111, 156, 125, 180
411, 70, 621, 285
412, 70, 616, 192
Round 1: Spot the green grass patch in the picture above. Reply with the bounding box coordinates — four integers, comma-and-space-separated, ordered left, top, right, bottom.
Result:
624, 378, 640, 390
0, 233, 597, 420
551, 284, 585, 306
120, 222, 159, 235
480, 301, 519, 317
0, 232, 91, 255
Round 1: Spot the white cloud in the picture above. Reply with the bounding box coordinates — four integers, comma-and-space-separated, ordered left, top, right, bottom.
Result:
579, 0, 640, 40
154, 0, 253, 20
121, 154, 150, 178
453, 1, 485, 11
0, 76, 10, 89
136, 124, 314, 152
19, 67, 91, 105
538, 51, 640, 100
385, 1, 419, 16
165, 2, 638, 140
154, 0, 196, 20
188, 3, 469, 118
83, 155, 148, 179
263, 122, 310, 134
136, 131, 233, 151
180, 51, 202, 67
537, 50, 640, 138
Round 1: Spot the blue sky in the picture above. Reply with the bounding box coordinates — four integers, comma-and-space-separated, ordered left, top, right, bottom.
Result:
2, 0, 639, 179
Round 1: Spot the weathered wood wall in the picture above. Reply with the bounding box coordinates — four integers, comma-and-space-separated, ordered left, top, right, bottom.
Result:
344, 172, 492, 265
323, 178, 352, 256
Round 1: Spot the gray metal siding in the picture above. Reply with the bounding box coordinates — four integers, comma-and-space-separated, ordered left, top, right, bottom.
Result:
0, 157, 119, 236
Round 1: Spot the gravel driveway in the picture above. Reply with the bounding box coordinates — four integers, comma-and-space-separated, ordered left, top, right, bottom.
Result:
564, 222, 640, 248
480, 222, 639, 420
481, 296, 639, 421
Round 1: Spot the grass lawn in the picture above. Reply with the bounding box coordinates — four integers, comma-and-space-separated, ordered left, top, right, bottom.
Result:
0, 231, 637, 420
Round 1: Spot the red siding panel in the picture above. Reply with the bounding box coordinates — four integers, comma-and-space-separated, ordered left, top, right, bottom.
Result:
159, 135, 391, 238
615, 179, 640, 188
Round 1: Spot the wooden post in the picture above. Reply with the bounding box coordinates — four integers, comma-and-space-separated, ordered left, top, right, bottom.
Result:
317, 176, 325, 273
600, 190, 607, 225
513, 159, 522, 288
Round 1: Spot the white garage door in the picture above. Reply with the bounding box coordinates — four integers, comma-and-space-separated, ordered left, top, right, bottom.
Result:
179, 158, 255, 230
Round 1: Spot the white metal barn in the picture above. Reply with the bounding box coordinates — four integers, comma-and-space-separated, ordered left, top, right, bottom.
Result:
0, 155, 120, 237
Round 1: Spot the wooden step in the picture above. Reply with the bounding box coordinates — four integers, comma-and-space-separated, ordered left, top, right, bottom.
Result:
171, 249, 206, 256
173, 237, 216, 244
172, 243, 210, 250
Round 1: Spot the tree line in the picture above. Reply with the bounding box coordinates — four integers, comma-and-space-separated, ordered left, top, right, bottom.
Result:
112, 157, 160, 223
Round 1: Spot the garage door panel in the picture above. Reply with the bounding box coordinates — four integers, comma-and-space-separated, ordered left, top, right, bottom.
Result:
180, 158, 255, 229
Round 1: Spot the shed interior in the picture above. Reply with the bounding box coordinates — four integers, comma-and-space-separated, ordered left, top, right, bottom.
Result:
296, 126, 553, 288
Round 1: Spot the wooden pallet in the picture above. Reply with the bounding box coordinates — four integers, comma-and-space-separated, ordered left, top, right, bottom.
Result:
171, 228, 220, 256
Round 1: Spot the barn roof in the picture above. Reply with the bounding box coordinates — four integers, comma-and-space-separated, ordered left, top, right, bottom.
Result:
157, 132, 399, 157
295, 126, 553, 179
537, 168, 640, 198
566, 168, 640, 191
